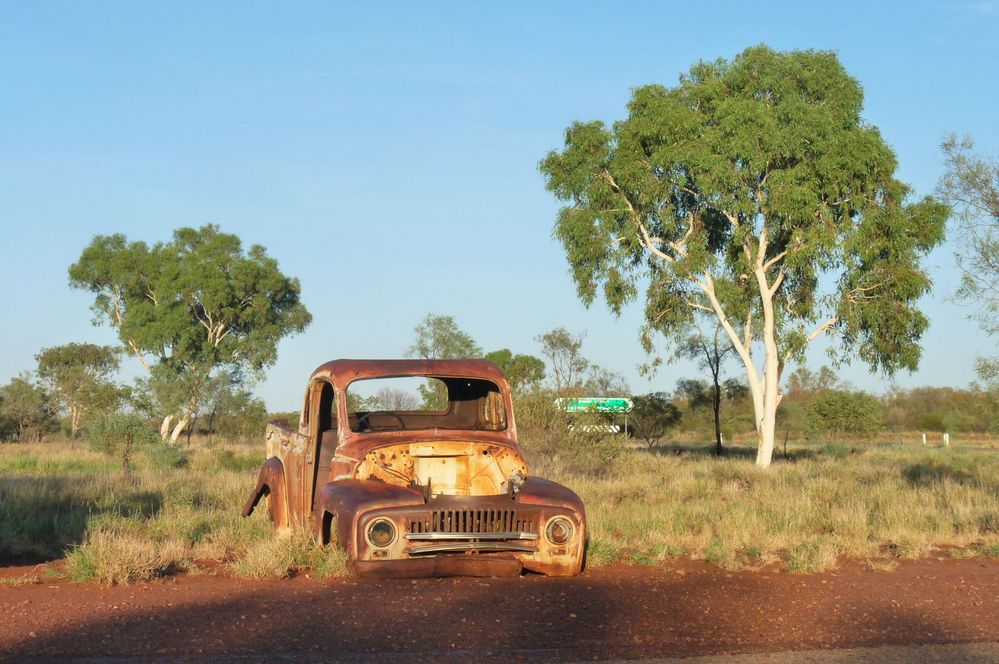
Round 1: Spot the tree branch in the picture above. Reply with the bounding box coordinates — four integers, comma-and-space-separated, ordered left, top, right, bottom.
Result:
805, 316, 838, 343
762, 250, 787, 271
699, 274, 757, 381
601, 171, 680, 264
768, 268, 785, 297
684, 299, 715, 314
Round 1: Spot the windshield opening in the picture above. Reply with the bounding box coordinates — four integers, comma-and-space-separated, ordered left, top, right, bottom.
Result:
345, 375, 507, 433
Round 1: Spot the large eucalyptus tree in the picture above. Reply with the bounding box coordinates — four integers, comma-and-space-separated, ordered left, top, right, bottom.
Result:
69, 225, 311, 441
540, 46, 947, 467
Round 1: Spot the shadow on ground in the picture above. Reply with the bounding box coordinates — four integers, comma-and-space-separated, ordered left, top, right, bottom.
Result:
0, 474, 162, 564
4, 559, 998, 662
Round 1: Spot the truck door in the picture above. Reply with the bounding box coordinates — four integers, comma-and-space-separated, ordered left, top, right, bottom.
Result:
306, 379, 338, 515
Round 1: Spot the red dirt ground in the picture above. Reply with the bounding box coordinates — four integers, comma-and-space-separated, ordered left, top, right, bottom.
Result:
1, 556, 998, 662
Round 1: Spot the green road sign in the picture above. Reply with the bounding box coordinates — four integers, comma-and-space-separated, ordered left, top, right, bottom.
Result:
555, 397, 634, 413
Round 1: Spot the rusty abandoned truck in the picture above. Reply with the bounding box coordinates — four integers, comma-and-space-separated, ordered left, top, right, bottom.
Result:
243, 359, 586, 577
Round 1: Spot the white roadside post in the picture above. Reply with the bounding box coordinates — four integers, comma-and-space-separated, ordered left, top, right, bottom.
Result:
922, 433, 927, 446
944, 433, 950, 447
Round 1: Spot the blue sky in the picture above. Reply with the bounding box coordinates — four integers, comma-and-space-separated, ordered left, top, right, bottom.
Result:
1, 1, 997, 411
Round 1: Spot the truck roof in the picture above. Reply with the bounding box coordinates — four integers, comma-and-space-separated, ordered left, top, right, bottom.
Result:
309, 358, 510, 390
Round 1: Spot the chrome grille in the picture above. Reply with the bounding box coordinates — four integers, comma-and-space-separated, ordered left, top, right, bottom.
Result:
409, 509, 534, 535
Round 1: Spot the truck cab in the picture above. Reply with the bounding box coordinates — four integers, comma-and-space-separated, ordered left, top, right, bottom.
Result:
243, 359, 586, 577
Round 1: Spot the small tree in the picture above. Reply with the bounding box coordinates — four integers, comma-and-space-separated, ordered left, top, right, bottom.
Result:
675, 377, 749, 443
785, 365, 841, 397
583, 366, 630, 396
677, 325, 736, 454
88, 413, 159, 479
199, 372, 267, 443
375, 388, 420, 411
0, 374, 57, 442
536, 327, 589, 393
484, 349, 546, 393
407, 313, 482, 360
541, 46, 947, 467
406, 313, 482, 408
213, 395, 268, 443
630, 392, 682, 448
35, 343, 122, 439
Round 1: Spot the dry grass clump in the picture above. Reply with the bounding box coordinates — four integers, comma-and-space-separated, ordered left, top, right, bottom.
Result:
65, 531, 189, 584
0, 573, 40, 586
232, 528, 348, 579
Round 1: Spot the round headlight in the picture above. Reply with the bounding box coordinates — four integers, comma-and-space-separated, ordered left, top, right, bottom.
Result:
545, 517, 574, 545
366, 518, 397, 548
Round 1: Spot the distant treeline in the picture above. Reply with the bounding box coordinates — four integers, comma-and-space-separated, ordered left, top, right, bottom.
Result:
662, 366, 997, 443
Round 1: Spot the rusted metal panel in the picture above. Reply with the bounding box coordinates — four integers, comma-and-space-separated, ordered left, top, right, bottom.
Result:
244, 358, 587, 578
242, 457, 288, 530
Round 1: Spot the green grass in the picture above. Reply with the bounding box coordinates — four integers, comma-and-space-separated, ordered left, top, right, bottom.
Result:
2, 436, 998, 583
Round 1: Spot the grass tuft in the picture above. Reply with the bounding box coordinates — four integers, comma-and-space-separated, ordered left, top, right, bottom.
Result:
0, 573, 39, 586
231, 529, 347, 579
66, 531, 190, 584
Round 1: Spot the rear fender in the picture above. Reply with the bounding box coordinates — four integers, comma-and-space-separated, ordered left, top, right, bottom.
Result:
242, 457, 289, 530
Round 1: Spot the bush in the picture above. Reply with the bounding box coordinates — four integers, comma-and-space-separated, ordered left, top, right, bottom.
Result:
142, 441, 188, 470
818, 442, 856, 459
88, 413, 160, 477
807, 390, 881, 439
516, 390, 623, 476
630, 392, 681, 448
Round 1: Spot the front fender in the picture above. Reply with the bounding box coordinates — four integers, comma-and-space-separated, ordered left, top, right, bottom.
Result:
242, 457, 288, 529
313, 479, 424, 554
518, 476, 586, 516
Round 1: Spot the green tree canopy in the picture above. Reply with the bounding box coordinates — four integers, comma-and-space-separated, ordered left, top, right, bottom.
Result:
406, 313, 482, 360
35, 343, 122, 438
0, 374, 57, 442
484, 349, 546, 392
540, 45, 947, 467
406, 313, 482, 408
630, 392, 682, 448
69, 225, 311, 440
938, 134, 998, 383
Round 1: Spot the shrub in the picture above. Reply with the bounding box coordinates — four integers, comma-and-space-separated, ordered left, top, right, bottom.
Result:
808, 390, 881, 439
142, 441, 188, 470
516, 390, 623, 475
88, 413, 160, 478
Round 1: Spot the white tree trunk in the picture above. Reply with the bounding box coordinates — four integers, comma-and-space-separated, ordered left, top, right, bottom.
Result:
753, 267, 781, 469
160, 415, 173, 441
755, 368, 779, 468
169, 415, 189, 443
